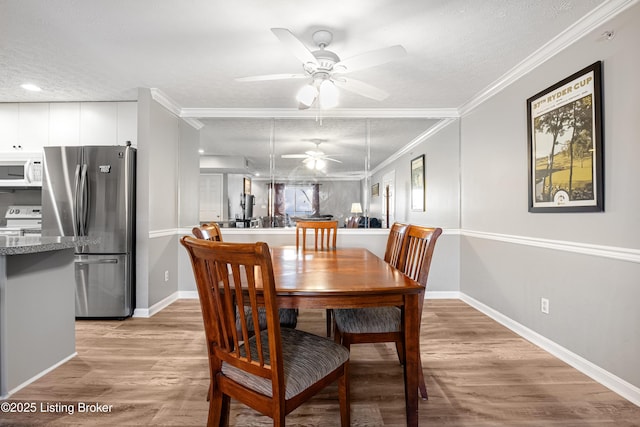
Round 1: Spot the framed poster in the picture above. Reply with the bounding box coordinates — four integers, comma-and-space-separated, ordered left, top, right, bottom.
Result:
243, 177, 251, 195
410, 155, 425, 211
371, 182, 380, 197
527, 61, 603, 212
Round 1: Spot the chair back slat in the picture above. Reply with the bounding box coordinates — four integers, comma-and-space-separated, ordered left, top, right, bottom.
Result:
384, 222, 409, 268
398, 225, 443, 287
296, 220, 338, 251
192, 223, 223, 241
181, 237, 282, 381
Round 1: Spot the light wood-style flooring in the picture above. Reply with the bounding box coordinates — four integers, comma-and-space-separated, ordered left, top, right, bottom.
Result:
2, 299, 639, 426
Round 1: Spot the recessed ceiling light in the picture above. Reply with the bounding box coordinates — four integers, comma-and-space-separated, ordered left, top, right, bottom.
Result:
21, 83, 42, 92
198, 149, 204, 154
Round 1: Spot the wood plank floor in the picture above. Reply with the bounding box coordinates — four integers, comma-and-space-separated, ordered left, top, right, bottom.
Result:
2, 299, 639, 426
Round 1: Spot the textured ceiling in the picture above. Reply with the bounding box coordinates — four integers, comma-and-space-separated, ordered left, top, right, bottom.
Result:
0, 0, 615, 175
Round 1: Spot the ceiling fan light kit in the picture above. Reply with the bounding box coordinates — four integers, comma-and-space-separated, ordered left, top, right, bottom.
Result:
236, 27, 406, 109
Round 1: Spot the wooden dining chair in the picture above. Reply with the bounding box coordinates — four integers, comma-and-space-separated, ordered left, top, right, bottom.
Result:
295, 220, 338, 336
332, 225, 443, 400
181, 237, 350, 426
383, 222, 410, 268
192, 222, 223, 241
296, 220, 338, 251
192, 224, 298, 333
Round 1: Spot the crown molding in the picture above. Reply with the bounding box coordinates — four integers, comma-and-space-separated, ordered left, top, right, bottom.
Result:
149, 88, 204, 129
180, 107, 459, 119
182, 117, 204, 130
458, 0, 638, 116
370, 118, 458, 175
150, 88, 181, 116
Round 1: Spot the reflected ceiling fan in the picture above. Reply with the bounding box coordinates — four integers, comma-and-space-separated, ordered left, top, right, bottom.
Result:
236, 28, 407, 109
281, 140, 342, 170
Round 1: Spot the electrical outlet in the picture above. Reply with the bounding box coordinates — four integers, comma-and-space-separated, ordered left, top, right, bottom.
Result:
164, 270, 169, 282
540, 297, 549, 314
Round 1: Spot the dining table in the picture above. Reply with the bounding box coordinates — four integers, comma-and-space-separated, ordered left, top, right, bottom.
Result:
268, 245, 424, 427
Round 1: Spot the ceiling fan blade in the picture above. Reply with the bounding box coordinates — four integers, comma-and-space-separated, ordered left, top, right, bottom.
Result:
236, 73, 306, 82
271, 28, 318, 66
281, 154, 309, 159
333, 78, 389, 101
334, 45, 407, 73
325, 157, 342, 163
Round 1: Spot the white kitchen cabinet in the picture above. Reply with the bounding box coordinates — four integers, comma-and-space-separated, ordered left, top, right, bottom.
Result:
0, 104, 20, 151
1, 101, 138, 152
117, 102, 138, 147
49, 102, 81, 146
17, 103, 50, 152
80, 102, 118, 146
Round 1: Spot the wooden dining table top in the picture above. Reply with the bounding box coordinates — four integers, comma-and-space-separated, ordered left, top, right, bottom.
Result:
269, 246, 423, 303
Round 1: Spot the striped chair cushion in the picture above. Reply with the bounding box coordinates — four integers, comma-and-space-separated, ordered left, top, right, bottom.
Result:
235, 307, 298, 332
333, 307, 401, 334
222, 328, 349, 399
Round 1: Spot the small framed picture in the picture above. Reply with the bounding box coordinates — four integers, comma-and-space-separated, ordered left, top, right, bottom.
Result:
371, 182, 380, 197
527, 61, 603, 212
410, 155, 425, 211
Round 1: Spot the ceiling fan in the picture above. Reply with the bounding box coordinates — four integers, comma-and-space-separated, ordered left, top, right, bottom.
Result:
281, 140, 342, 170
236, 28, 407, 109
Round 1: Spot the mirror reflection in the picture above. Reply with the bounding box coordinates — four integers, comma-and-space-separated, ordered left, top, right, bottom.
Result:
198, 118, 439, 228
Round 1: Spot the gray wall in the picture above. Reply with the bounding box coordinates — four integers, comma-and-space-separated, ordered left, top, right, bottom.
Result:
460, 3, 640, 389
137, 88, 201, 311
370, 119, 461, 293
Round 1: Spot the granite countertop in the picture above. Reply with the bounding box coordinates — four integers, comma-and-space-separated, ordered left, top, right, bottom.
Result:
0, 236, 98, 256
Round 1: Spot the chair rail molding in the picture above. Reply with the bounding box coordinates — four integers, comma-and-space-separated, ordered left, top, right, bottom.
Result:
462, 229, 640, 264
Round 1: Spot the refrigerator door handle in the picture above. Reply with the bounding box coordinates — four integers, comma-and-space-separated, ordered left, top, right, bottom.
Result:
75, 258, 119, 265
73, 164, 81, 237
79, 163, 89, 236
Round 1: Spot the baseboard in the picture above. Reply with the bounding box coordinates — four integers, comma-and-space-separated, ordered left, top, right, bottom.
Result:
2, 352, 78, 399
425, 291, 461, 299
133, 292, 180, 318
177, 290, 199, 299
460, 293, 640, 407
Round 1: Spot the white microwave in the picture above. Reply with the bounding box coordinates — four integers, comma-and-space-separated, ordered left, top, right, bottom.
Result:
0, 152, 43, 187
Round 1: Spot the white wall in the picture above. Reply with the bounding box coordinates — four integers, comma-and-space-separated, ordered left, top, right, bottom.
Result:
460, 3, 640, 391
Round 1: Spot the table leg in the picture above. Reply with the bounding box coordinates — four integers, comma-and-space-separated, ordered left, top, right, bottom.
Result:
403, 293, 419, 426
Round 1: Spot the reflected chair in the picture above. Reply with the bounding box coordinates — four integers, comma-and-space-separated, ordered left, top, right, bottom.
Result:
346, 217, 359, 228
296, 220, 338, 251
295, 220, 338, 336
333, 225, 442, 400
181, 237, 350, 426
192, 224, 298, 332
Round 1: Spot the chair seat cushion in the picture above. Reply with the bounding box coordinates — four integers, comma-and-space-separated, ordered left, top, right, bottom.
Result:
333, 307, 401, 334
222, 328, 349, 399
236, 307, 298, 332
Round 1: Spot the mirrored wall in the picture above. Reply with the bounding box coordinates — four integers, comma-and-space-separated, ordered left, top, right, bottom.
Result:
198, 117, 441, 228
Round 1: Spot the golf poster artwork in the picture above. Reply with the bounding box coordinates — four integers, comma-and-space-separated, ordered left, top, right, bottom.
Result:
526, 61, 603, 213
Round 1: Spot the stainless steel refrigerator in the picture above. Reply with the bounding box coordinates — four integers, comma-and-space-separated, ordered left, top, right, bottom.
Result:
42, 145, 136, 319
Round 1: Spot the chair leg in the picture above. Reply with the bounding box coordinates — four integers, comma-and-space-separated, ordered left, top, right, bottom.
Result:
397, 340, 428, 399
326, 309, 333, 337
394, 340, 405, 364
208, 386, 230, 427
339, 362, 350, 427
418, 365, 428, 400
333, 324, 342, 344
